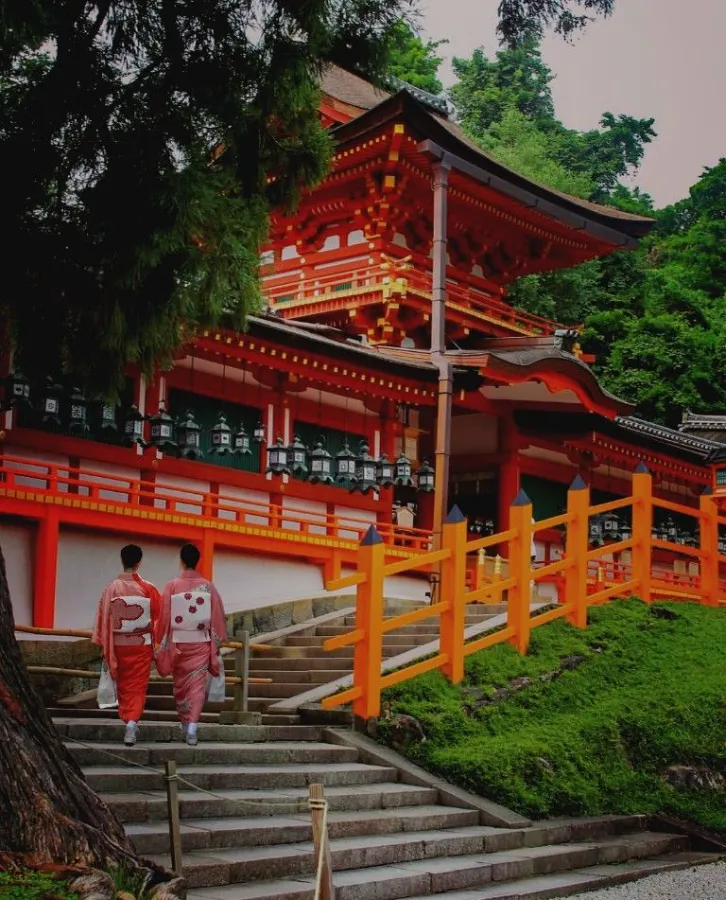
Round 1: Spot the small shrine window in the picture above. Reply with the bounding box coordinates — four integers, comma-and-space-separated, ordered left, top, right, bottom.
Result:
281, 244, 299, 260
321, 234, 341, 251
347, 230, 365, 246
293, 420, 365, 490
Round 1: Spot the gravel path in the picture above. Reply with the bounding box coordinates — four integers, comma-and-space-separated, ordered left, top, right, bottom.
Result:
569, 862, 726, 899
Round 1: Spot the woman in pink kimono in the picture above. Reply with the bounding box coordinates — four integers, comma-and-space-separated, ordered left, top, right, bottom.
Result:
155, 543, 227, 745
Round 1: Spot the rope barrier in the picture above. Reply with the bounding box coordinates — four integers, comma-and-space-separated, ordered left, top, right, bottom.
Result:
64, 735, 309, 811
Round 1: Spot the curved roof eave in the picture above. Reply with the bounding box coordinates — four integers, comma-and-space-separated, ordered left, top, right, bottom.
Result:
331, 90, 654, 246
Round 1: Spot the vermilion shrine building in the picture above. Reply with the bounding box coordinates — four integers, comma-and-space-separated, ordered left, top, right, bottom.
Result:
1, 68, 718, 630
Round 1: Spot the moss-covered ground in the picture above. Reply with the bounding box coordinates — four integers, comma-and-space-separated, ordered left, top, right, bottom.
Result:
380, 599, 726, 831
0, 870, 78, 900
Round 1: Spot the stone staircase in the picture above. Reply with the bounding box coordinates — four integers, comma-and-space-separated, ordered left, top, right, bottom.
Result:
52, 600, 504, 727
57, 717, 721, 900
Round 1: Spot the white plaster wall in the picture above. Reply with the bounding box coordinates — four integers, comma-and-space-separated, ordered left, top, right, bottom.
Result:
3, 446, 70, 491
55, 531, 180, 630
213, 550, 326, 612
450, 413, 499, 456
0, 521, 34, 629
282, 497, 327, 535
339, 566, 430, 603
217, 482, 271, 526
79, 458, 140, 503
154, 473, 210, 515
335, 504, 376, 541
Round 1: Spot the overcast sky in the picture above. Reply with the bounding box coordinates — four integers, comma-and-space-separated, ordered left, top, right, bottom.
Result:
420, 0, 726, 207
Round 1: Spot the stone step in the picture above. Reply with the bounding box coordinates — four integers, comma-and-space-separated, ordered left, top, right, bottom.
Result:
125, 805, 481, 854
395, 852, 721, 900
249, 657, 353, 671
105, 782, 441, 825
285, 635, 434, 648
237, 669, 352, 685
144, 820, 661, 885
48, 707, 223, 723
316, 625, 441, 637
67, 740, 360, 767
84, 761, 398, 794
146, 682, 304, 700
55, 718, 322, 743
178, 832, 690, 896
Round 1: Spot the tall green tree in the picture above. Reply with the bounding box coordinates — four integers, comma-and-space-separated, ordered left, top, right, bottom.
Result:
0, 0, 414, 397
385, 21, 446, 95
0, 0, 414, 874
496, 0, 616, 47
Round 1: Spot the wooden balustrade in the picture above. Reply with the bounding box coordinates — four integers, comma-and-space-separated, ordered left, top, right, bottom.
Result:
0, 453, 432, 558
322, 465, 726, 720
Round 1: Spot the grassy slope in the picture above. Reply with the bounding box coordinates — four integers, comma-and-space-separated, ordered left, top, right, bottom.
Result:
380, 600, 726, 831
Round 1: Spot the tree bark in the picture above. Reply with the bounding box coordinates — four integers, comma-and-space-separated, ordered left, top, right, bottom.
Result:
0, 545, 137, 867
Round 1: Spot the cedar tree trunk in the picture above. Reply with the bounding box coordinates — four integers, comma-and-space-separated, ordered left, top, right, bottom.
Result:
0, 545, 137, 867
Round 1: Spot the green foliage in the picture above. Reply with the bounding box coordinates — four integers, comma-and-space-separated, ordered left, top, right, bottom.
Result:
496, 0, 616, 48
450, 43, 655, 201
381, 600, 726, 831
385, 22, 446, 95
0, 0, 414, 396
0, 870, 77, 900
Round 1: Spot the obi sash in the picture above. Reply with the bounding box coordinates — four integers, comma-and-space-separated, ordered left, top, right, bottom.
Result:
111, 594, 152, 646
170, 587, 212, 643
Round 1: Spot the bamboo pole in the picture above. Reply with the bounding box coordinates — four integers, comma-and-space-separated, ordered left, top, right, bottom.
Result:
165, 760, 184, 875
309, 783, 334, 900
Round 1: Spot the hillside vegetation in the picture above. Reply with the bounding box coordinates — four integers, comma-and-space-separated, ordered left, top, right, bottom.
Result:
379, 600, 726, 832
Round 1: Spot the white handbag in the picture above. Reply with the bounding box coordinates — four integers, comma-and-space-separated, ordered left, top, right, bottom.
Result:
206, 657, 226, 703
97, 661, 119, 709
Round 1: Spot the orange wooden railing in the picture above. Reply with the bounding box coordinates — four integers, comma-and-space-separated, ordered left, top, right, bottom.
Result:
321, 465, 726, 719
264, 255, 561, 337
0, 453, 432, 556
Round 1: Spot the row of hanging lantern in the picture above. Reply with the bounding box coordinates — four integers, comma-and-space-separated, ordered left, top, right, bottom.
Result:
587, 510, 704, 549
131, 406, 265, 458
266, 435, 435, 494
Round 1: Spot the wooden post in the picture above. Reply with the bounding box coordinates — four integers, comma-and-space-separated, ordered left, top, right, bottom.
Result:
199, 531, 214, 580
631, 462, 653, 604
439, 506, 468, 684
220, 630, 260, 725
309, 784, 335, 900
566, 475, 590, 628
165, 760, 183, 875
699, 489, 720, 607
352, 526, 385, 722
507, 490, 533, 655
33, 508, 59, 628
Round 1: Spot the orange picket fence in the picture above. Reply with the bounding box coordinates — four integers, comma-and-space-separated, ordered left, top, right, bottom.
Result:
322, 464, 726, 720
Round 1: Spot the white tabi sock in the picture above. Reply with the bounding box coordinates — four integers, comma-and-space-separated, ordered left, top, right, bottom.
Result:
187, 722, 198, 736
127, 720, 137, 728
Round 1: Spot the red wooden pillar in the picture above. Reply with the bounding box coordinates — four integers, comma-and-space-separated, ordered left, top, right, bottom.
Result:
33, 509, 59, 627
497, 417, 520, 557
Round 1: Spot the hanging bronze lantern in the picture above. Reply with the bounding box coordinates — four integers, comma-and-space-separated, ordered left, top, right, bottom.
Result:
375, 453, 395, 488
209, 413, 233, 455
123, 404, 145, 446
67, 387, 90, 435
289, 435, 309, 477
232, 422, 251, 456
39, 378, 63, 428
253, 420, 266, 443
335, 442, 357, 483
353, 441, 378, 494
309, 441, 333, 484
415, 459, 435, 493
148, 404, 176, 452
4, 371, 31, 408
393, 453, 413, 488
176, 410, 203, 459
99, 401, 118, 434
266, 436, 290, 476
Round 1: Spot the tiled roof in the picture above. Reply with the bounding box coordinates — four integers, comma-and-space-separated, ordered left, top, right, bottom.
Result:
329, 79, 654, 238
614, 416, 722, 458
320, 65, 389, 111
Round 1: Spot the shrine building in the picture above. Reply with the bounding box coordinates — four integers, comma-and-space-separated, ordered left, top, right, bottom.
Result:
1, 67, 719, 631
